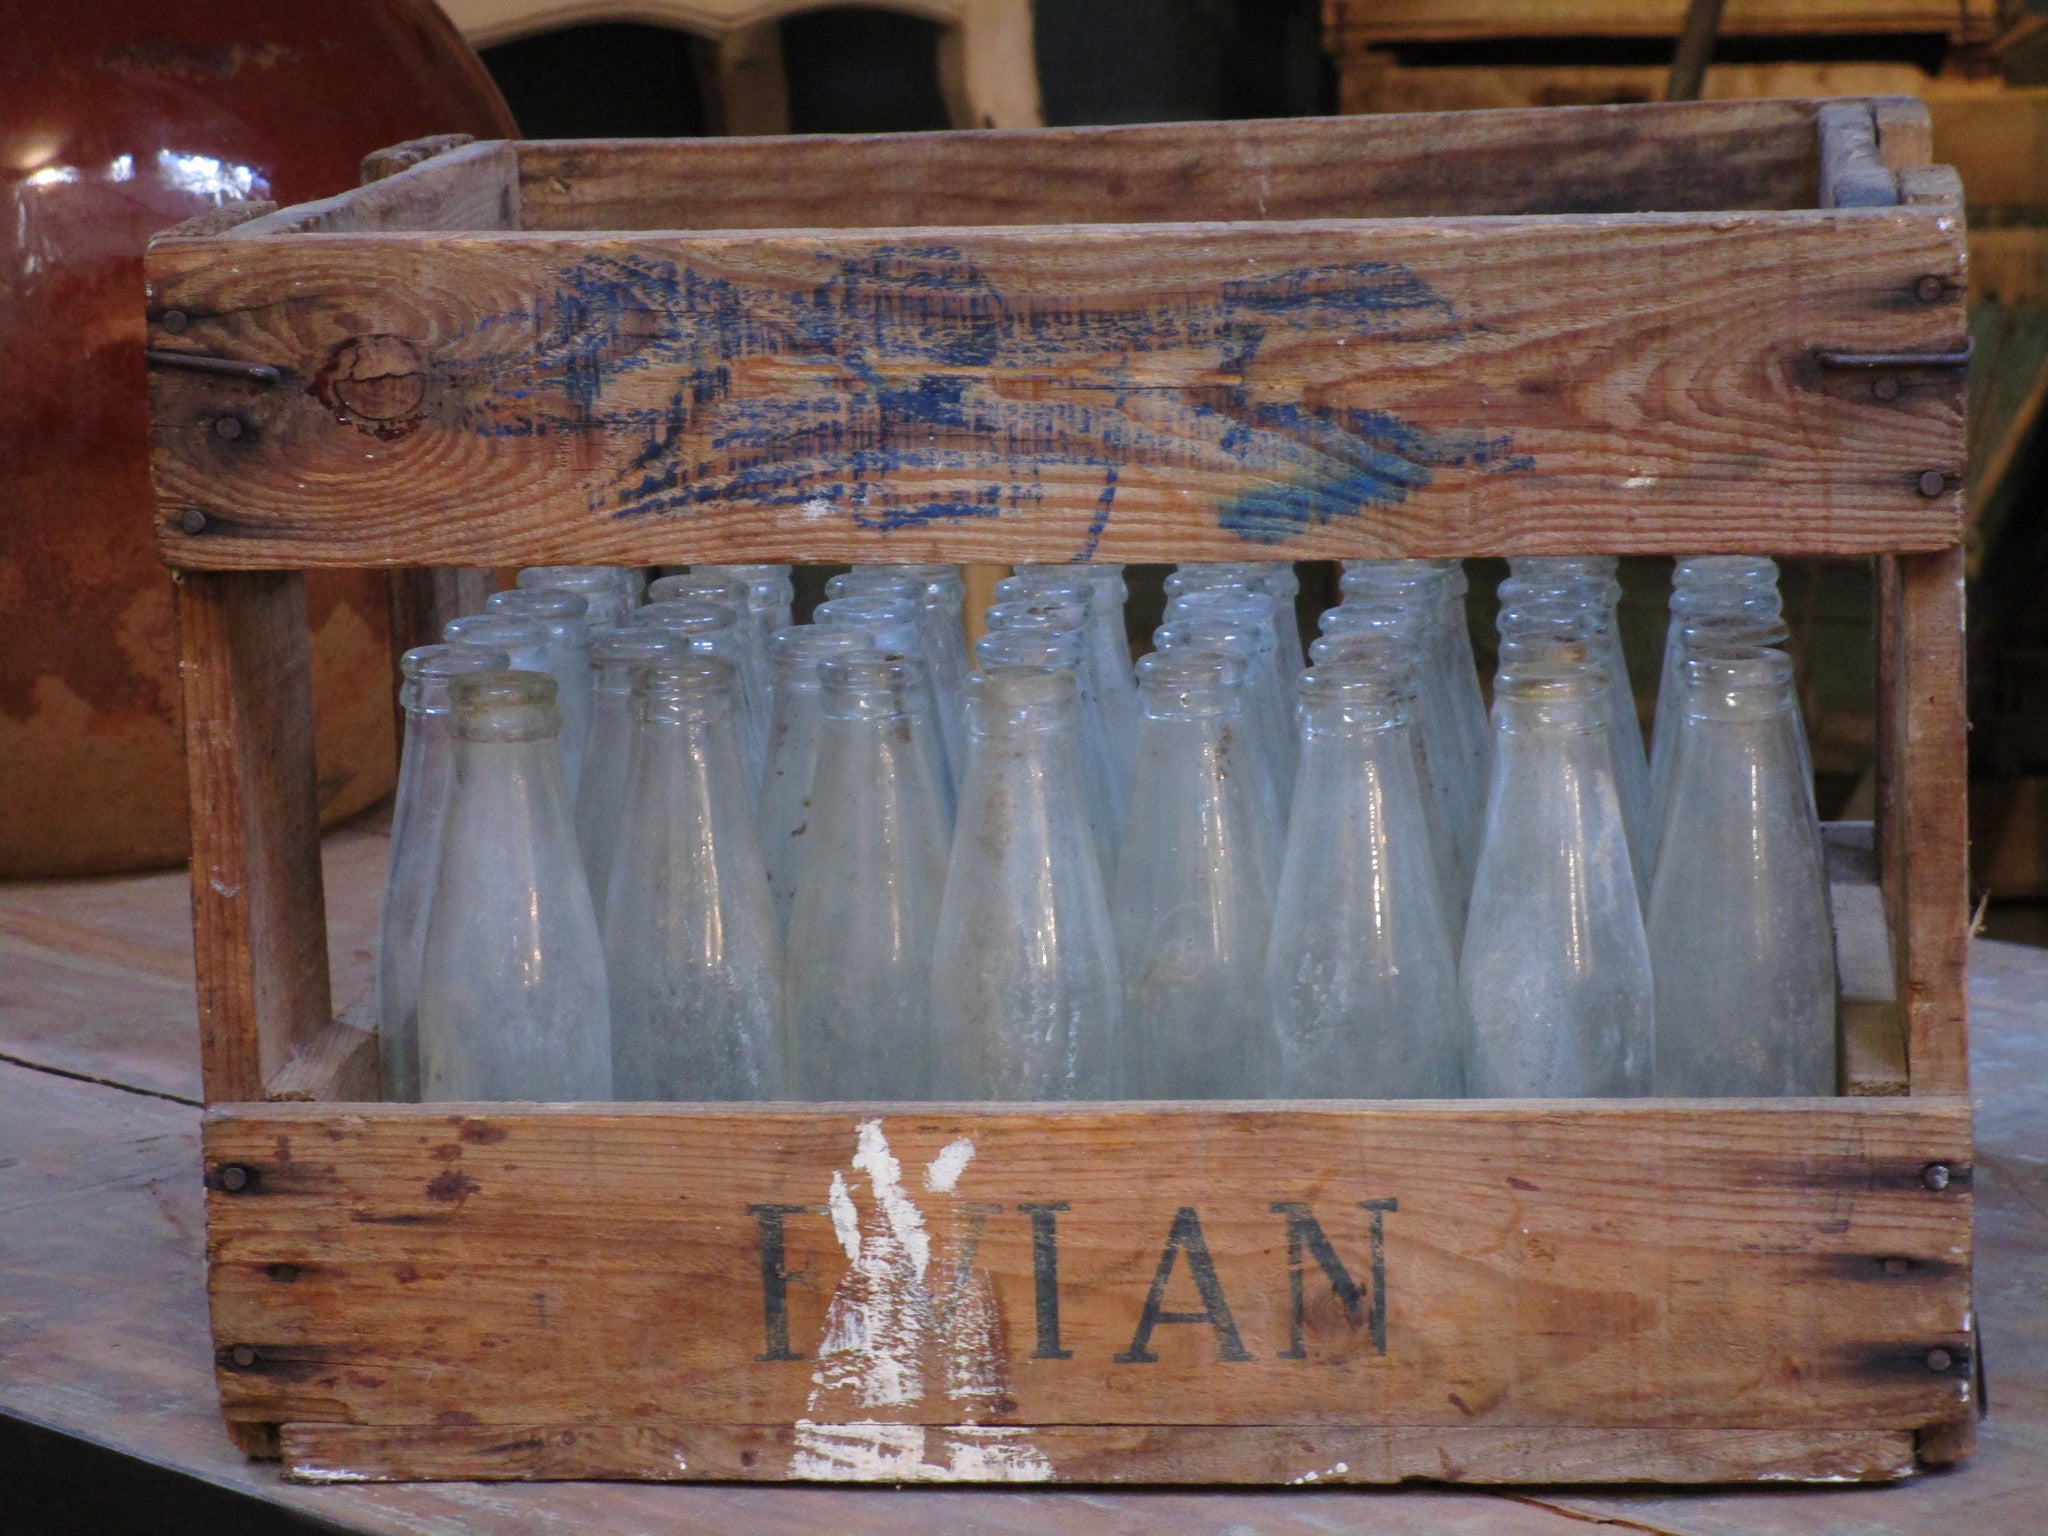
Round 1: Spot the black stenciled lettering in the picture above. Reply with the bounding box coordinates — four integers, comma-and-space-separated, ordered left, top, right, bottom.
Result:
1018, 1202, 1073, 1359
1271, 1198, 1397, 1358
746, 1203, 824, 1361
1115, 1206, 1252, 1364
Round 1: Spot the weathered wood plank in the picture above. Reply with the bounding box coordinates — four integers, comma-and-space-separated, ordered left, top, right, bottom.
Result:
278, 1421, 1920, 1485
1325, 0, 1973, 43
513, 101, 1824, 231
146, 209, 1965, 569
229, 139, 519, 237
263, 1017, 378, 1103
201, 1101, 1972, 1440
1820, 102, 1898, 210
1827, 824, 1910, 1097
1871, 97, 1934, 173
175, 573, 332, 1106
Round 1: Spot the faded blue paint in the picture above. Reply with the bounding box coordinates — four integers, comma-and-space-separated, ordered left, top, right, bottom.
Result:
453, 244, 1525, 543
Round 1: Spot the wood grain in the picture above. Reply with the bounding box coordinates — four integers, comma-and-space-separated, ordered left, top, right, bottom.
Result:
201, 1100, 1972, 1447
175, 573, 333, 1106
146, 209, 1965, 569
513, 100, 1825, 230
277, 1421, 1919, 1485
1820, 102, 1898, 210
1828, 822, 1909, 1097
362, 134, 478, 186
1324, 0, 1976, 44
1871, 97, 1934, 173
263, 1017, 377, 1103
231, 140, 518, 237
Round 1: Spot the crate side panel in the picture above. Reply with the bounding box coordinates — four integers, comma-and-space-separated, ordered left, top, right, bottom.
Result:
148, 210, 1965, 569
201, 1101, 1972, 1436
513, 101, 1821, 232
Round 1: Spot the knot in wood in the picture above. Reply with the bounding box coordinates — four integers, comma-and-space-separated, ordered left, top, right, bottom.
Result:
318, 334, 425, 439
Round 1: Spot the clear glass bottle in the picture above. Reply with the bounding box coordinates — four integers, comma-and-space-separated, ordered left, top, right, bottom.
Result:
443, 612, 552, 673
633, 598, 767, 788
974, 627, 1121, 879
576, 625, 683, 909
983, 594, 1124, 843
759, 623, 875, 935
1339, 560, 1487, 805
1267, 663, 1463, 1098
1113, 650, 1276, 1099
375, 642, 510, 1102
1648, 573, 1786, 836
930, 667, 1122, 1100
485, 588, 596, 795
1461, 663, 1653, 1097
1648, 650, 1834, 1095
416, 671, 612, 1101
695, 564, 794, 721
784, 653, 952, 1100
603, 655, 783, 1101
1168, 562, 1305, 684
1000, 566, 1137, 797
1151, 618, 1288, 841
1164, 587, 1299, 795
517, 565, 633, 627
1647, 613, 1794, 864
811, 594, 955, 821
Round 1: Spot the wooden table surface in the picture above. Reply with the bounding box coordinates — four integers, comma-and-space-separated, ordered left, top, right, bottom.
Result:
2, 811, 2043, 1535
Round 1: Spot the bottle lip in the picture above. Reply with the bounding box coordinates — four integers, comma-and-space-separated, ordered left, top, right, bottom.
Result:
813, 594, 920, 625
1308, 632, 1421, 676
819, 652, 922, 716
985, 598, 1084, 632
1155, 619, 1266, 659
970, 665, 1076, 711
1681, 648, 1796, 720
590, 627, 683, 664
976, 629, 1080, 668
1319, 605, 1423, 642
1300, 662, 1416, 719
646, 573, 747, 606
1674, 554, 1777, 583
487, 589, 590, 622
994, 574, 1092, 609
1167, 589, 1276, 623
695, 563, 792, 579
1493, 661, 1611, 727
1678, 616, 1793, 648
1135, 650, 1240, 714
771, 622, 876, 664
443, 614, 552, 651
448, 669, 562, 741
633, 598, 740, 633
826, 570, 924, 600
636, 653, 737, 694
1496, 598, 1608, 639
1508, 555, 1619, 577
516, 566, 626, 595
401, 642, 513, 679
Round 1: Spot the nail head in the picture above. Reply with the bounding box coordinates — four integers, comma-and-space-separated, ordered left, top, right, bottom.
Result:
213, 415, 243, 441
1917, 470, 1948, 498
1872, 375, 1900, 401
217, 1161, 251, 1192
161, 309, 189, 334
1926, 1347, 1954, 1373
229, 1344, 258, 1368
1922, 1162, 1952, 1191
1916, 275, 1946, 303
179, 508, 208, 536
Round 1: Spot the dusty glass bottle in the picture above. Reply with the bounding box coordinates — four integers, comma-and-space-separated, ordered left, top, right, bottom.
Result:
930, 667, 1122, 1100
485, 588, 596, 795
1461, 663, 1653, 1097
811, 594, 955, 821
1150, 618, 1287, 843
1648, 650, 1834, 1095
442, 612, 552, 673
1648, 574, 1786, 836
576, 625, 683, 909
759, 623, 875, 935
603, 655, 783, 1101
1113, 650, 1276, 1099
416, 671, 612, 1101
1340, 558, 1488, 809
695, 564, 794, 720
1647, 613, 1794, 866
983, 595, 1124, 843
1164, 586, 1297, 784
974, 627, 1121, 878
517, 565, 633, 628
1168, 562, 1305, 684
784, 654, 952, 1100
633, 598, 767, 788
1267, 664, 1463, 1098
376, 642, 510, 1102
1000, 566, 1137, 795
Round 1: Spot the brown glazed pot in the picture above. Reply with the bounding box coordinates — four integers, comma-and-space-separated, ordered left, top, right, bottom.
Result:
0, 2, 515, 876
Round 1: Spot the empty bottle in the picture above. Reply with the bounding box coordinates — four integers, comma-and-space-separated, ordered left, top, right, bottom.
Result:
375, 642, 510, 1102
443, 612, 552, 673
1266, 663, 1462, 1098
577, 625, 683, 909
634, 598, 768, 787
517, 566, 634, 627
1165, 587, 1299, 799
416, 671, 611, 1101
1113, 650, 1276, 1098
759, 623, 875, 935
1169, 562, 1305, 685
1647, 562, 1786, 836
1461, 663, 1653, 1097
695, 565, 794, 720
812, 593, 955, 821
1151, 618, 1287, 841
974, 627, 1121, 878
834, 565, 971, 771
604, 655, 783, 1101
930, 667, 1121, 1099
784, 654, 952, 1099
1341, 559, 1489, 809
1000, 566, 1137, 796
984, 594, 1124, 843
485, 588, 596, 794
1649, 650, 1834, 1095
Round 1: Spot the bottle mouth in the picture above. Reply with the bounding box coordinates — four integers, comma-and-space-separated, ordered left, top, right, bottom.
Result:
487, 590, 591, 625
975, 629, 1080, 669
1155, 620, 1266, 662
1674, 555, 1777, 586
1137, 649, 1243, 717
400, 643, 513, 715
646, 573, 747, 606
443, 615, 552, 654
634, 599, 740, 635
985, 598, 1085, 633
517, 567, 626, 597
819, 653, 921, 719
1493, 662, 1610, 731
590, 628, 683, 665
771, 622, 875, 675
450, 669, 562, 741
1299, 662, 1414, 727
969, 664, 1076, 729
1682, 649, 1795, 720
1308, 631, 1421, 680
633, 654, 738, 720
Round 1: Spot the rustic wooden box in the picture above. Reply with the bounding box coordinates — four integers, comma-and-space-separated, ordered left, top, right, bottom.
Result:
145, 99, 1974, 1486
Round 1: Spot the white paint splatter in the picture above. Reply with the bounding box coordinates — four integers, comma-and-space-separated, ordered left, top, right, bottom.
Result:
924, 1137, 976, 1192
802, 495, 836, 520
790, 1421, 1052, 1483
826, 1170, 860, 1261
1289, 1459, 1350, 1484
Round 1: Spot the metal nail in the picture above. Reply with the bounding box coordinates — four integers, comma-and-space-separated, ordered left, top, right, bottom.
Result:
1883, 1256, 1912, 1275
1916, 275, 1946, 303
1917, 470, 1948, 498
179, 509, 208, 536
1922, 1162, 1952, 1191
214, 415, 244, 441
144, 348, 281, 385
161, 309, 189, 334
230, 1344, 258, 1369
1872, 376, 1900, 401
1926, 1347, 1954, 1372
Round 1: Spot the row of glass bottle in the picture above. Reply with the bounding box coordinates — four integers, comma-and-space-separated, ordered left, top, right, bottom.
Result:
376, 555, 1833, 1104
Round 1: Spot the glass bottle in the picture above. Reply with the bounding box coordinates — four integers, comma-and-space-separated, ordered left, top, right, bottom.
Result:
375, 642, 510, 1102
696, 564, 794, 718
930, 667, 1122, 1100
1648, 650, 1834, 1095
485, 588, 596, 795
1150, 618, 1288, 839
1648, 574, 1786, 836
976, 626, 1120, 880
416, 671, 612, 1101
984, 595, 1124, 843
603, 655, 783, 1101
517, 565, 634, 627
633, 598, 767, 788
784, 653, 952, 1100
863, 563, 972, 775
1164, 587, 1299, 793
1113, 650, 1276, 1099
443, 612, 551, 673
759, 623, 875, 935
1461, 663, 1653, 1097
812, 594, 955, 821
1647, 612, 1794, 863
577, 625, 683, 909
1000, 566, 1137, 797
1267, 664, 1463, 1098
1168, 562, 1305, 684
1340, 558, 1488, 808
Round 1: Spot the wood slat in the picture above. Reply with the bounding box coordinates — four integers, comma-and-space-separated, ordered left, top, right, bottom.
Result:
229, 139, 519, 237
175, 573, 332, 1105
146, 209, 1965, 569
512, 101, 1824, 231
278, 1421, 1920, 1485
1325, 0, 1976, 44
1820, 102, 1899, 209
1827, 824, 1910, 1097
201, 1100, 1972, 1444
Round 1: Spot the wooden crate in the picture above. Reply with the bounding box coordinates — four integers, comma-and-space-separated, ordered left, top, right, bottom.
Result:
146, 99, 1973, 1486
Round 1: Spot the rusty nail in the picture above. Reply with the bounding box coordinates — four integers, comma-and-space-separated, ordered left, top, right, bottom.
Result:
217, 1162, 253, 1192
1916, 470, 1948, 498
1883, 1256, 1912, 1275
230, 1344, 258, 1369
1872, 375, 1900, 401
1916, 275, 1947, 303
1926, 1347, 1955, 1373
213, 415, 244, 441
1922, 1162, 1952, 1191
179, 508, 208, 536
161, 309, 189, 334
